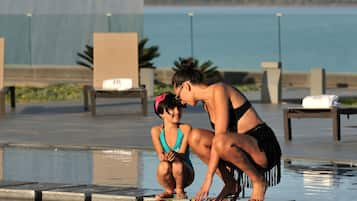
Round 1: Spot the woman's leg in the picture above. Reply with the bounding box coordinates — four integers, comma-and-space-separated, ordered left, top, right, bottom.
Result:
213, 133, 267, 200
155, 161, 175, 199
172, 160, 194, 198
188, 128, 240, 197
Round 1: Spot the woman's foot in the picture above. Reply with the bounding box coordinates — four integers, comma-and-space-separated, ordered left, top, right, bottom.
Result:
216, 181, 241, 201
155, 191, 174, 200
176, 192, 188, 199
226, 183, 241, 201
250, 180, 267, 201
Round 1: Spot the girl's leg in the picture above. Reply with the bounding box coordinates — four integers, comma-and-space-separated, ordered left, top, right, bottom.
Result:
213, 133, 267, 200
155, 161, 175, 199
172, 160, 194, 198
188, 128, 240, 197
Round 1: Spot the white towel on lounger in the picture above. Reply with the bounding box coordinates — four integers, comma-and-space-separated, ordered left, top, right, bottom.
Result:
102, 78, 133, 91
302, 95, 340, 108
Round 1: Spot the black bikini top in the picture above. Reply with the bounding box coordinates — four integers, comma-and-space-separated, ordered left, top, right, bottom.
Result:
208, 88, 251, 132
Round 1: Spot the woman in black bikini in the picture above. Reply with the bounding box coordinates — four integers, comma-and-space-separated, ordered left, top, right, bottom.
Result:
171, 58, 281, 201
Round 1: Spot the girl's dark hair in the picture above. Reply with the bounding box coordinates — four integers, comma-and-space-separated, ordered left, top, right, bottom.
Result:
171, 57, 204, 87
154, 92, 181, 118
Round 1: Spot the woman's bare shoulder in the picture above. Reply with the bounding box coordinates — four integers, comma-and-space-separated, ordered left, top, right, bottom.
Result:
211, 82, 226, 89
211, 82, 229, 98
211, 82, 231, 92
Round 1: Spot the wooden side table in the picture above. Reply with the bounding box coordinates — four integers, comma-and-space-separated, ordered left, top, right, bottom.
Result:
283, 107, 357, 142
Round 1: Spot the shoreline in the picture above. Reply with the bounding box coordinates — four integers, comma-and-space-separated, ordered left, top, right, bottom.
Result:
144, 3, 357, 7
155, 68, 357, 89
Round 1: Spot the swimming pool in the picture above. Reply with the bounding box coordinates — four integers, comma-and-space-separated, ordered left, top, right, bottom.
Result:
1, 146, 356, 201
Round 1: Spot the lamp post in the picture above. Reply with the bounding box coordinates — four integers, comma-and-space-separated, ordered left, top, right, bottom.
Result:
188, 12, 194, 58
27, 12, 32, 66
106, 12, 112, 32
276, 12, 283, 65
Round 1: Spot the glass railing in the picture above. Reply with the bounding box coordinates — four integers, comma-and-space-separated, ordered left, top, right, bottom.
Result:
1, 6, 357, 73
0, 13, 144, 66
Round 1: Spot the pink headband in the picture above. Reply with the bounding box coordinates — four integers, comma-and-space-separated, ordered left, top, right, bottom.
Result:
154, 93, 168, 113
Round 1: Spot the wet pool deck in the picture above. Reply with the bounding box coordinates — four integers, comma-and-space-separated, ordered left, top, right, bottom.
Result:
0, 88, 356, 201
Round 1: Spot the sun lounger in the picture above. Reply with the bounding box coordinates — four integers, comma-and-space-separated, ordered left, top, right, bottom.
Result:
83, 32, 147, 116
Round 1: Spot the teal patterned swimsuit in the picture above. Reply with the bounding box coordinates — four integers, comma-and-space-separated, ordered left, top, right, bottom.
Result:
159, 127, 192, 167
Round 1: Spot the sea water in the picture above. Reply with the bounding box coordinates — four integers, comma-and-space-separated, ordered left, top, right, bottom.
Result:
144, 6, 357, 72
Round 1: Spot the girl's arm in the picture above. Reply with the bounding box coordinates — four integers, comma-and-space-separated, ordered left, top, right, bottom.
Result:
169, 124, 192, 161
196, 84, 229, 200
150, 126, 166, 161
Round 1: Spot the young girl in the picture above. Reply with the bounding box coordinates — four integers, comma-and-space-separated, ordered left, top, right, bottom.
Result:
151, 92, 194, 199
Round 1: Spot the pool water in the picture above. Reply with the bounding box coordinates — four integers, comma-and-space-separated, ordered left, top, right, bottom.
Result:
141, 151, 357, 201
1, 146, 357, 201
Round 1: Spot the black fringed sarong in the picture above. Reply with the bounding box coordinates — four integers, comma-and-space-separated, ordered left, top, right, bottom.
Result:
235, 123, 282, 188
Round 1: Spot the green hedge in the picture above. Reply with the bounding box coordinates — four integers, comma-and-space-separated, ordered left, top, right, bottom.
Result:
10, 84, 357, 106
7, 84, 82, 103
7, 84, 259, 103
153, 84, 259, 96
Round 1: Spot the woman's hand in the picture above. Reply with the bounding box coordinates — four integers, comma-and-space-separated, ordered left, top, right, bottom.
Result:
195, 176, 212, 201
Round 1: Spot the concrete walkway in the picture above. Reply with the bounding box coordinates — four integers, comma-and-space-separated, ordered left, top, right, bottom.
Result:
0, 88, 356, 201
1, 88, 356, 163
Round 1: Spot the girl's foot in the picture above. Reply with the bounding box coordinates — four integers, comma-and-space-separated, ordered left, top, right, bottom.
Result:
155, 191, 174, 200
176, 192, 188, 199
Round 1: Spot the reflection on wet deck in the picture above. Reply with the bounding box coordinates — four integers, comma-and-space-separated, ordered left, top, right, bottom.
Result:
283, 160, 357, 199
0, 146, 356, 201
0, 147, 142, 188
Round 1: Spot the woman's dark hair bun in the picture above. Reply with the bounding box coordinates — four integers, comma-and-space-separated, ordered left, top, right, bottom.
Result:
171, 57, 203, 86
181, 57, 196, 70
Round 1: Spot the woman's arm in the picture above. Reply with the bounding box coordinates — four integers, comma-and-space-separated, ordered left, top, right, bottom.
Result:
150, 126, 166, 161
206, 84, 230, 176
196, 84, 229, 200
